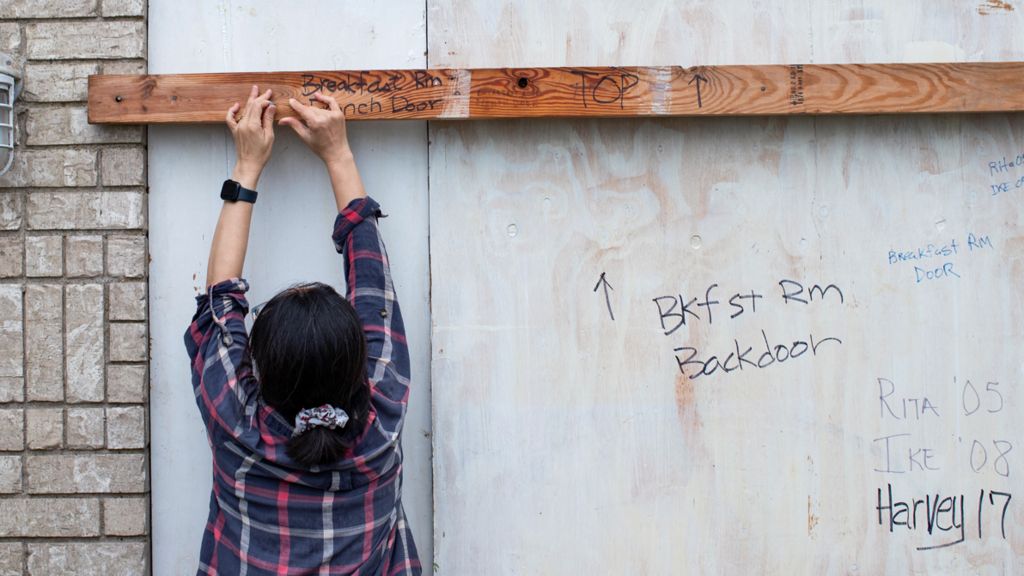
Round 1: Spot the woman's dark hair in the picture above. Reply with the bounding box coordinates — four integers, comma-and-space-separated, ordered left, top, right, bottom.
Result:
248, 282, 369, 468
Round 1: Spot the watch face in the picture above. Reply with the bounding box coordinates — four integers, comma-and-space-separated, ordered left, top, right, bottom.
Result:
221, 180, 240, 201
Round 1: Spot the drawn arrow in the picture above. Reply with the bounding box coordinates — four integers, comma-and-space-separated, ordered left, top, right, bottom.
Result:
593, 272, 615, 321
688, 73, 708, 108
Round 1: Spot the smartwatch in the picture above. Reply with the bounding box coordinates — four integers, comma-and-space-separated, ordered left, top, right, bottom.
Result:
220, 179, 258, 204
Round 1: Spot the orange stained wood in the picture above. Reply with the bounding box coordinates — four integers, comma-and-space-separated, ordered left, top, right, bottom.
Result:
87, 62, 1024, 124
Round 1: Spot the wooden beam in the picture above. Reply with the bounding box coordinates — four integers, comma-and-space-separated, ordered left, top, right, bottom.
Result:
88, 63, 1024, 124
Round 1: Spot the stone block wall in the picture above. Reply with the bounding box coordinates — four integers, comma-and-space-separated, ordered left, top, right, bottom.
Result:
0, 0, 149, 573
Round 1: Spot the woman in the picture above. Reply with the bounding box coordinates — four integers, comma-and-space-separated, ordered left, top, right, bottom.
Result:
185, 85, 420, 575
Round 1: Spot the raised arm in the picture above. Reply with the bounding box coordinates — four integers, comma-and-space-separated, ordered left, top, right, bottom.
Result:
280, 93, 365, 211
206, 85, 276, 286
281, 94, 411, 403
333, 197, 410, 403
185, 86, 275, 435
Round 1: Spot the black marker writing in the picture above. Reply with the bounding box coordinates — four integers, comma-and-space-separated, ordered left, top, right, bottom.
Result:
688, 73, 708, 108
593, 272, 615, 321
570, 69, 640, 109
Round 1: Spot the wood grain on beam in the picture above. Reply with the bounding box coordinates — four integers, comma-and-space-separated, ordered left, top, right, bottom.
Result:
88, 63, 1024, 124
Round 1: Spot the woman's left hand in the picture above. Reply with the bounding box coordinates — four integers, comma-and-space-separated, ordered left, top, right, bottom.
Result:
226, 85, 276, 185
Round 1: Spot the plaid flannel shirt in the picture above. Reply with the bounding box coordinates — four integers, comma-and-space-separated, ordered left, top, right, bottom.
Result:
185, 196, 421, 575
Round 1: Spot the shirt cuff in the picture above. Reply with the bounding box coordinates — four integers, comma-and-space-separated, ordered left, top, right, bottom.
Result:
332, 196, 383, 252
193, 277, 250, 347
197, 277, 250, 302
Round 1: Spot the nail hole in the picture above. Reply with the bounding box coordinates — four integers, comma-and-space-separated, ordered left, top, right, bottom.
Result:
170, 95, 178, 102
517, 77, 529, 89
115, 95, 123, 102
760, 86, 766, 92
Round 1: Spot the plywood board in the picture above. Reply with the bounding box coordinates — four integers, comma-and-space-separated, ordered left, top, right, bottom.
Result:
147, 1, 433, 573
428, 1, 1024, 573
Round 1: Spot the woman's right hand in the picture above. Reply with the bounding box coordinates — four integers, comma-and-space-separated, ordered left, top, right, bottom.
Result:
280, 93, 353, 166
282, 93, 366, 210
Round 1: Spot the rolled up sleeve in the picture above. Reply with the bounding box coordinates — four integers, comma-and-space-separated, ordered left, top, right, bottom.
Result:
332, 196, 411, 407
184, 277, 256, 437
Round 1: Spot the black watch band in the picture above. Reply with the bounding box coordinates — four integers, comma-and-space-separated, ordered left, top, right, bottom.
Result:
220, 179, 258, 204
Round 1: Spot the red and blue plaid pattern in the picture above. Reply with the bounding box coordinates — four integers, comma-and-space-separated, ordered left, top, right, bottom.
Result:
185, 196, 420, 575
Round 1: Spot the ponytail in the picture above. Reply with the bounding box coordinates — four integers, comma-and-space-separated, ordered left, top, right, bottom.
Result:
286, 427, 350, 468
284, 378, 371, 467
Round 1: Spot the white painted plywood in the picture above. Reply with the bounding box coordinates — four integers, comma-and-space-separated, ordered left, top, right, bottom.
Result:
148, 1, 432, 573
428, 1, 1024, 573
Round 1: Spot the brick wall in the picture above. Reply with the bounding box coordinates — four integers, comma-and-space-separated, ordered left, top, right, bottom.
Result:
0, 0, 149, 573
